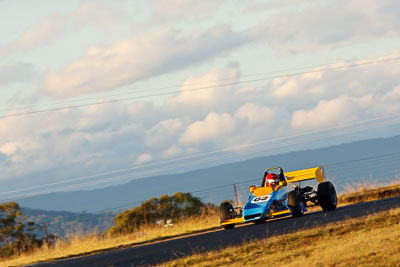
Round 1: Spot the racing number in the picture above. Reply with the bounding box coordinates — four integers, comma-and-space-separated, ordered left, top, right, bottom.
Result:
251, 195, 271, 203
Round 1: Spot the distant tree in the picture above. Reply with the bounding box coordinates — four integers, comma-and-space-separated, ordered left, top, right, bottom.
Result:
109, 192, 205, 234
0, 202, 43, 258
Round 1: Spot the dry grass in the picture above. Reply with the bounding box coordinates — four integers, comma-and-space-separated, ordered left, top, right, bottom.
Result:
338, 181, 400, 205
160, 207, 400, 267
1, 182, 400, 266
1, 214, 220, 267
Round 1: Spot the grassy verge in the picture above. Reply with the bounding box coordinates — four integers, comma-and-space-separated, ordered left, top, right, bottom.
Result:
160, 207, 400, 267
339, 181, 400, 204
0, 215, 221, 267
1, 182, 400, 266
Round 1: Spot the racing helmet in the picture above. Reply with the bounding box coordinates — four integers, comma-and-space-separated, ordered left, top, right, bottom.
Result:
266, 173, 280, 186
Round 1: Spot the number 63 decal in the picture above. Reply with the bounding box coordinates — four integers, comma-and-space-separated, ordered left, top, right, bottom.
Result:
251, 195, 271, 203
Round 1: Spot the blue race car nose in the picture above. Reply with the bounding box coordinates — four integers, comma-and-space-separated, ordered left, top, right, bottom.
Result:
243, 199, 272, 222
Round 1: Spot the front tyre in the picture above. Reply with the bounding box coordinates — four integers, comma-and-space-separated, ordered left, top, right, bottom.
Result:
288, 190, 304, 217
219, 202, 235, 230
317, 181, 337, 211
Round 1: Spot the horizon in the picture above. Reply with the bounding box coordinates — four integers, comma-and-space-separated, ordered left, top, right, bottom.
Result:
11, 134, 400, 213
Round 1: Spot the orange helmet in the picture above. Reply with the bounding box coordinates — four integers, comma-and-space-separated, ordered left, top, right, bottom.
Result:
266, 173, 280, 186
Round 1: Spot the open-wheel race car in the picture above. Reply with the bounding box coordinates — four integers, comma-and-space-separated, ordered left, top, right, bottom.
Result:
220, 166, 337, 229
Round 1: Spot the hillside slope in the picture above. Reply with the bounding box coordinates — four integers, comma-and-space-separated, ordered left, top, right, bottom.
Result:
18, 134, 400, 212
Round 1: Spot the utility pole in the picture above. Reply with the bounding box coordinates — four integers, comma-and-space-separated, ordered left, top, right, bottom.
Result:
141, 201, 148, 225
233, 184, 242, 207
43, 222, 50, 247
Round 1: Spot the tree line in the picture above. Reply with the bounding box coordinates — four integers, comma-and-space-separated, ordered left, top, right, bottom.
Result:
109, 192, 212, 234
0, 192, 214, 258
23, 208, 115, 238
0, 202, 48, 258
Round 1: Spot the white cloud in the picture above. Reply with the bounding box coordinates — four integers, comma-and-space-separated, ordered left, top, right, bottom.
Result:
4, 0, 400, 198
4, 56, 400, 181
257, 0, 400, 53
2, 58, 400, 188
0, 62, 36, 85
274, 79, 298, 98
180, 112, 237, 145
136, 153, 152, 165
166, 66, 241, 117
147, 0, 225, 21
379, 85, 400, 114
3, 0, 125, 56
163, 144, 183, 157
145, 119, 184, 148
382, 85, 400, 102
73, 0, 121, 31
41, 25, 248, 98
8, 15, 65, 53
0, 102, 145, 179
235, 103, 275, 126
0, 142, 19, 156
291, 95, 359, 130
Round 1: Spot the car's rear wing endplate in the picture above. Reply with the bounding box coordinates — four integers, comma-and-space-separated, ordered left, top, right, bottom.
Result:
284, 166, 325, 183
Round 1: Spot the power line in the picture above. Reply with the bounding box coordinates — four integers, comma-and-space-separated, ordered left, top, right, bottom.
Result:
1, 54, 400, 200
3, 101, 400, 199
5, 112, 400, 197
325, 151, 400, 167
3, 52, 399, 114
46, 151, 400, 224
2, 55, 400, 119
2, 107, 398, 197
2, 110, 400, 202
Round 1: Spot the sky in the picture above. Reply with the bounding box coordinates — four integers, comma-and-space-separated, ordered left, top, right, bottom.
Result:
1, 0, 400, 200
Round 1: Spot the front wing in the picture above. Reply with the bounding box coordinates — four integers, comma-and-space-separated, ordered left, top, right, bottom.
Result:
220, 209, 291, 226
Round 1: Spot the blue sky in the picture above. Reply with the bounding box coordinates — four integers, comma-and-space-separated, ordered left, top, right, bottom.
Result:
1, 0, 400, 199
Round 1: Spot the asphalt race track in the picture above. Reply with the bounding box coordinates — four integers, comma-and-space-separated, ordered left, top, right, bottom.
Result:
34, 196, 400, 267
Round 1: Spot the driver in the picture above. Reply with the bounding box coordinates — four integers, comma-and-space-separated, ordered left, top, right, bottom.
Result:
265, 173, 281, 190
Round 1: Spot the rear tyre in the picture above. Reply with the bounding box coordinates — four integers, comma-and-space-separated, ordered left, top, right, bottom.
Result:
220, 202, 235, 230
317, 181, 337, 211
287, 190, 304, 217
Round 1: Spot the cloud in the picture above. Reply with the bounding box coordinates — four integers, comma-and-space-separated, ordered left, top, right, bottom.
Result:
235, 103, 275, 126
0, 142, 19, 156
291, 95, 360, 130
7, 15, 65, 53
180, 112, 238, 145
3, 0, 123, 56
165, 66, 241, 117
256, 0, 400, 53
73, 0, 121, 31
273, 79, 299, 98
136, 153, 152, 165
0, 62, 36, 85
163, 144, 183, 157
41, 25, 249, 98
0, 101, 147, 179
3, 56, 400, 189
147, 0, 225, 21
145, 119, 184, 148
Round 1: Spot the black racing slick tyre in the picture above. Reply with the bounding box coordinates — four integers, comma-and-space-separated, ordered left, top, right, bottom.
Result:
220, 202, 235, 230
317, 181, 337, 211
287, 190, 304, 217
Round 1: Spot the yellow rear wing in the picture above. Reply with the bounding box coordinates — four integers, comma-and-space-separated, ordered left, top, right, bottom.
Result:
284, 166, 325, 183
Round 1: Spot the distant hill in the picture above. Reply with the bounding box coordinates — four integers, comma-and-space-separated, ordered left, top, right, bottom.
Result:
21, 208, 115, 238
18, 135, 400, 213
